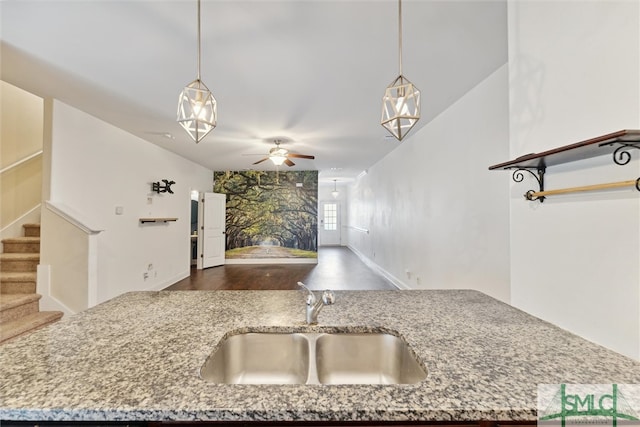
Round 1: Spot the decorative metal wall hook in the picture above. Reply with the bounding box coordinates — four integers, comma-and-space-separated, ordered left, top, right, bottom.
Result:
512, 168, 545, 202
152, 179, 175, 194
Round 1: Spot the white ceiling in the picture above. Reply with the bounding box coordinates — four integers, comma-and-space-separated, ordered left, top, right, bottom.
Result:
0, 0, 507, 183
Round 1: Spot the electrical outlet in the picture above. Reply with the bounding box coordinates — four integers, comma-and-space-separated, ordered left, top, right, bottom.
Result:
143, 272, 149, 280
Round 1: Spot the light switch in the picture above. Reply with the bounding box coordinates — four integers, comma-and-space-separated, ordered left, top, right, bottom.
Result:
115, 206, 124, 215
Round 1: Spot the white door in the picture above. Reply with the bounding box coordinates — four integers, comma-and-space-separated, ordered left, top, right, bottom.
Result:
198, 192, 226, 269
319, 201, 341, 246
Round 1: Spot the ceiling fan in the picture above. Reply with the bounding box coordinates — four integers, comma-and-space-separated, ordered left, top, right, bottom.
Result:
252, 140, 315, 167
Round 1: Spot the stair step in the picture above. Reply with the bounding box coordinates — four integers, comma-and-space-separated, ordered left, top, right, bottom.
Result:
0, 253, 39, 272
1, 272, 37, 294
0, 271, 36, 281
0, 222, 55, 344
2, 237, 40, 253
0, 293, 41, 323
0, 282, 37, 294
0, 311, 63, 344
22, 223, 41, 238
0, 294, 42, 324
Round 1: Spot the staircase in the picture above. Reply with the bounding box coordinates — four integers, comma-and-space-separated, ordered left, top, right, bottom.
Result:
0, 223, 63, 344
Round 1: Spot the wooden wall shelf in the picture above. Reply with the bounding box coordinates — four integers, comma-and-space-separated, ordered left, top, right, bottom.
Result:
139, 217, 178, 224
489, 130, 640, 202
489, 130, 640, 171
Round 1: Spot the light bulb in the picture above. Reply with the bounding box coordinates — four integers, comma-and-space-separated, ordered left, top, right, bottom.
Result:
270, 155, 286, 166
396, 97, 409, 115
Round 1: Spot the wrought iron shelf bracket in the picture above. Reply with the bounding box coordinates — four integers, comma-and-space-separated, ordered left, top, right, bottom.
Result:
489, 130, 640, 203
511, 167, 546, 202
598, 141, 640, 166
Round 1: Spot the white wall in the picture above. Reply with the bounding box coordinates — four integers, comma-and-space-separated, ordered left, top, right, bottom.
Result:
508, 0, 640, 359
347, 65, 511, 302
0, 80, 43, 233
41, 205, 90, 313
44, 100, 213, 306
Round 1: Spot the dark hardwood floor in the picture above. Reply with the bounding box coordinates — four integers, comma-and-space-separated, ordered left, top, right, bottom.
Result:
164, 246, 396, 291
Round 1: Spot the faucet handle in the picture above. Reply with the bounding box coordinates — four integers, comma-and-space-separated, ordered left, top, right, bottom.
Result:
322, 290, 335, 305
297, 282, 316, 304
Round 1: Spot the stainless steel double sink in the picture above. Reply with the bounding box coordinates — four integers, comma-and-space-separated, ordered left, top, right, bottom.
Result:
200, 331, 427, 385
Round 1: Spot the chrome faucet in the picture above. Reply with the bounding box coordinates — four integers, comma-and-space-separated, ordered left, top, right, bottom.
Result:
297, 282, 335, 325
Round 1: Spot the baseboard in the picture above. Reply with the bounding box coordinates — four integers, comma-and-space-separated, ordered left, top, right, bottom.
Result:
39, 266, 192, 311
147, 270, 191, 291
346, 245, 409, 290
36, 264, 75, 316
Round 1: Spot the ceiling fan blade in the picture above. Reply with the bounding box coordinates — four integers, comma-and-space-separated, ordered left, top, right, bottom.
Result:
287, 153, 315, 160
284, 158, 295, 167
252, 157, 269, 165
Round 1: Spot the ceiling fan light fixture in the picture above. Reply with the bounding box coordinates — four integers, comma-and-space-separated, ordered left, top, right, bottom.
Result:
268, 143, 288, 166
381, 0, 420, 142
177, 0, 217, 143
252, 140, 314, 167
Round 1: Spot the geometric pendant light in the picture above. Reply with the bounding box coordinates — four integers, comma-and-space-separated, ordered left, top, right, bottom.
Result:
381, 0, 420, 142
177, 0, 217, 143
331, 179, 339, 198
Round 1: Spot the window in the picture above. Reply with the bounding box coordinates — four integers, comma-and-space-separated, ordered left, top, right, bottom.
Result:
323, 203, 337, 231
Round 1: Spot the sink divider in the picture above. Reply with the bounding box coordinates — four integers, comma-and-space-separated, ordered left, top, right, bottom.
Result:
302, 333, 321, 385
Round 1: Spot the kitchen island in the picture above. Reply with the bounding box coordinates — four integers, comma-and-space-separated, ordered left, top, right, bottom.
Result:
1, 290, 639, 425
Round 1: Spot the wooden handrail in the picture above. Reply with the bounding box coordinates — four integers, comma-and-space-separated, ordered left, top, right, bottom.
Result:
527, 178, 639, 200
0, 150, 43, 174
348, 225, 369, 234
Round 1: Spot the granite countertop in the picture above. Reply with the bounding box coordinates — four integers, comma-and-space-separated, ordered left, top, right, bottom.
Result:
1, 290, 639, 422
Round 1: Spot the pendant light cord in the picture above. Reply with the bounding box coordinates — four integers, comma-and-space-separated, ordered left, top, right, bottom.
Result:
197, 0, 201, 81
398, 0, 403, 76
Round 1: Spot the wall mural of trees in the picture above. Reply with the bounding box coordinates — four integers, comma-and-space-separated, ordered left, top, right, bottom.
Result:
213, 170, 318, 260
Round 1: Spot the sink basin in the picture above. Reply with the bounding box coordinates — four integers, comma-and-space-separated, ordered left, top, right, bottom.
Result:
200, 331, 426, 385
315, 333, 427, 384
200, 333, 310, 384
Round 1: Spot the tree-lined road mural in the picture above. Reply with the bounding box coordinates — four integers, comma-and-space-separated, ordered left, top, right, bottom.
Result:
214, 170, 318, 260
